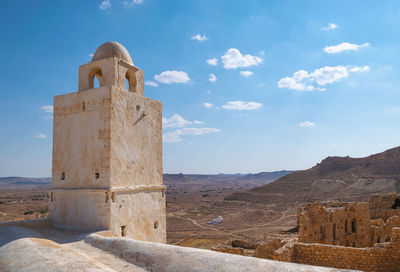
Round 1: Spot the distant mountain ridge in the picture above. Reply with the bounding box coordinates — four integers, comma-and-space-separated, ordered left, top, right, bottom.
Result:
0, 171, 293, 188
225, 146, 400, 206
0, 177, 51, 186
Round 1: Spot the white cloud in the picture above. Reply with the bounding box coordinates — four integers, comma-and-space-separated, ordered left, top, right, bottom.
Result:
162, 114, 192, 129
203, 102, 214, 108
145, 81, 158, 87
209, 73, 217, 82
221, 48, 263, 69
122, 0, 143, 8
99, 0, 111, 10
311, 66, 349, 85
163, 127, 220, 143
154, 71, 190, 84
321, 23, 338, 31
35, 133, 47, 139
240, 71, 253, 77
349, 66, 370, 73
324, 42, 370, 54
206, 90, 211, 94
191, 34, 208, 41
278, 65, 370, 91
222, 101, 262, 110
299, 121, 315, 127
177, 127, 220, 135
206, 58, 218, 66
162, 114, 220, 143
41, 105, 53, 113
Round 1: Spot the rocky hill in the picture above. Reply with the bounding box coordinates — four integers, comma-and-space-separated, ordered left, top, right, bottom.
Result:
225, 147, 400, 206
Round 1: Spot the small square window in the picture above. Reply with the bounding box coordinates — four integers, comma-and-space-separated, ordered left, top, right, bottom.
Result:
121, 225, 127, 237
95, 173, 100, 179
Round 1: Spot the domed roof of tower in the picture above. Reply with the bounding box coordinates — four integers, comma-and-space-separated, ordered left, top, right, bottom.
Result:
91, 41, 133, 65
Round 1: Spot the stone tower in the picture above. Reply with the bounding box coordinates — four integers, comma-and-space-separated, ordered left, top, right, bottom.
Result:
49, 42, 166, 243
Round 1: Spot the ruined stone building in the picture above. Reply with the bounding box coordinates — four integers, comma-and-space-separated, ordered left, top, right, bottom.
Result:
298, 193, 400, 247
266, 193, 400, 271
298, 202, 370, 247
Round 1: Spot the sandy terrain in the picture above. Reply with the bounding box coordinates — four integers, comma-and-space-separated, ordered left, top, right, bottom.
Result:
0, 172, 296, 250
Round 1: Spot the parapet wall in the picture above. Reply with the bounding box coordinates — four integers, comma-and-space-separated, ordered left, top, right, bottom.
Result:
278, 228, 400, 272
86, 232, 355, 272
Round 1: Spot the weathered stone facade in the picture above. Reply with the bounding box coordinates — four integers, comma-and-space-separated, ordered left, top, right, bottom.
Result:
298, 193, 400, 248
298, 202, 370, 247
49, 42, 166, 243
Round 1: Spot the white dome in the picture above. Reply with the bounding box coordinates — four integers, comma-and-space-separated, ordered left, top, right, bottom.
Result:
92, 41, 133, 64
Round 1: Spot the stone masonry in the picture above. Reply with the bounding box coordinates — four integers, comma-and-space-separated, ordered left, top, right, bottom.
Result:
265, 193, 400, 271
49, 42, 166, 243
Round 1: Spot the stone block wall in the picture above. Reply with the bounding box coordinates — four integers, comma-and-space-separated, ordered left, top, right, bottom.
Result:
279, 228, 400, 272
370, 216, 400, 244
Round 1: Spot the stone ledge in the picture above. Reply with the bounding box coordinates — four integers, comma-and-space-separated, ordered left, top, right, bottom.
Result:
85, 232, 359, 272
50, 185, 166, 194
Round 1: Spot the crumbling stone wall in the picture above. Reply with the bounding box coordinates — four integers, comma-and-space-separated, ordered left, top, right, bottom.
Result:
298, 202, 370, 247
370, 216, 400, 244
369, 193, 400, 220
288, 227, 400, 272
253, 239, 286, 259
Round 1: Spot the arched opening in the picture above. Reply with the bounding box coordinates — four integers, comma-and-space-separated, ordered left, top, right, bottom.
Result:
377, 236, 381, 243
385, 236, 390, 242
320, 225, 326, 239
94, 75, 100, 88
345, 219, 348, 234
391, 198, 400, 209
333, 223, 336, 240
351, 218, 357, 233
125, 70, 137, 93
352, 242, 356, 247
125, 78, 130, 91
89, 67, 102, 89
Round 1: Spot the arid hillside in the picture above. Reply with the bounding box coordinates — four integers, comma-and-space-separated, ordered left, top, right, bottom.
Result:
226, 146, 400, 207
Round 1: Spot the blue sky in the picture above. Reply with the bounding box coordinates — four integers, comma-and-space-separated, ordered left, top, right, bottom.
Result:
1, 1, 400, 177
